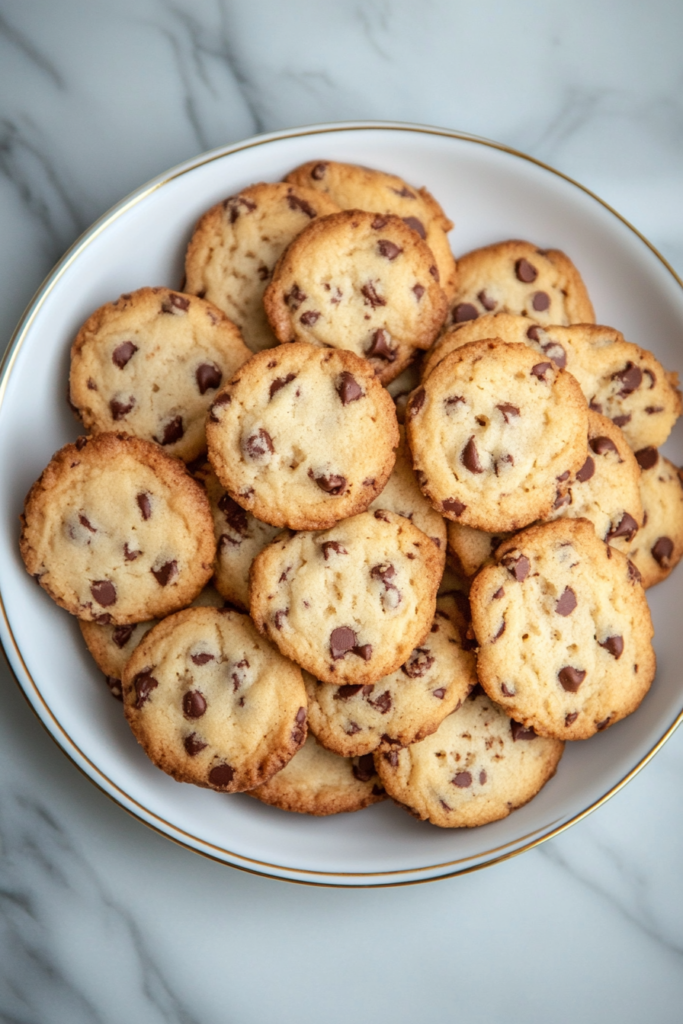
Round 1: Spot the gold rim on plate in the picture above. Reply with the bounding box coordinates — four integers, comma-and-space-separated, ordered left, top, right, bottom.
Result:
1, 120, 682, 886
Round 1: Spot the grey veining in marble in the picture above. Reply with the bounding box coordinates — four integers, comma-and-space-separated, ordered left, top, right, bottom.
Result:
2, 1, 683, 1021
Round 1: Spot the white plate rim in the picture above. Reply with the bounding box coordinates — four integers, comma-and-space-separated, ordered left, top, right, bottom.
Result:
2, 118, 682, 887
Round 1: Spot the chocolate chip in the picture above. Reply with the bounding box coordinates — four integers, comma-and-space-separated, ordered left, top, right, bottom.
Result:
510, 720, 536, 741
493, 587, 504, 600
257, 266, 270, 281
300, 310, 321, 326
322, 541, 347, 559
401, 216, 426, 238
409, 387, 425, 414
366, 328, 396, 361
553, 490, 571, 509
652, 536, 674, 567
218, 494, 248, 534
336, 371, 363, 404
78, 513, 96, 533
501, 683, 516, 697
112, 341, 138, 369
183, 690, 207, 718
384, 750, 399, 767
75, 436, 88, 450
161, 293, 190, 314
156, 415, 184, 446
224, 194, 256, 222
599, 635, 624, 659
555, 587, 577, 616
184, 733, 207, 756
371, 562, 395, 584
442, 498, 466, 516
612, 414, 631, 428
613, 362, 642, 396
541, 341, 567, 368
209, 393, 232, 422
269, 373, 297, 399
133, 669, 158, 708
311, 162, 327, 180
532, 291, 550, 311
635, 447, 658, 470
352, 755, 375, 783
590, 436, 618, 456
151, 560, 177, 587
374, 509, 391, 522
645, 406, 664, 415
378, 239, 402, 260
565, 712, 579, 726
123, 543, 142, 561
496, 403, 520, 423
209, 763, 234, 787
527, 325, 541, 341
112, 625, 134, 648
627, 559, 642, 584
346, 722, 361, 735
191, 652, 214, 666
412, 284, 425, 301
193, 362, 223, 395
311, 471, 347, 495
369, 691, 391, 714
452, 771, 472, 788
110, 396, 135, 420
244, 429, 274, 459
334, 684, 363, 700
531, 362, 552, 380
353, 644, 373, 661
558, 666, 586, 692
361, 282, 386, 308
607, 512, 639, 541
286, 191, 317, 218
274, 609, 289, 630
286, 284, 307, 310
596, 716, 612, 731
453, 303, 478, 323
370, 215, 389, 229
90, 580, 116, 607
501, 553, 530, 582
589, 399, 603, 414
478, 290, 496, 310
462, 436, 484, 474
576, 456, 595, 483
516, 258, 538, 283
330, 627, 357, 659
492, 620, 506, 641
137, 492, 152, 520
104, 675, 123, 700
402, 648, 435, 678
432, 688, 446, 699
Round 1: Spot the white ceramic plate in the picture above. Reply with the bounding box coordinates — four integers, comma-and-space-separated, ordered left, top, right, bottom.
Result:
2, 122, 683, 887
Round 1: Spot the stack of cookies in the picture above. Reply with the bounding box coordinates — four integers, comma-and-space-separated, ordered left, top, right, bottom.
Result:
19, 159, 683, 829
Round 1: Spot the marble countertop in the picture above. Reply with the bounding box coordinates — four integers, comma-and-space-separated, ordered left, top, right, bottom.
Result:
2, 2, 683, 1020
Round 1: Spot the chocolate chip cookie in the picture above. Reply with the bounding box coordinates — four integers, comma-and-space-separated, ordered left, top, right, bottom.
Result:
470, 518, 656, 740
284, 159, 457, 298
263, 210, 448, 384
374, 686, 564, 828
628, 450, 683, 587
206, 342, 399, 530
447, 240, 594, 328
122, 606, 308, 792
69, 287, 251, 462
20, 433, 216, 623
184, 182, 340, 353
305, 594, 477, 757
250, 510, 442, 686
406, 339, 588, 532
249, 733, 385, 815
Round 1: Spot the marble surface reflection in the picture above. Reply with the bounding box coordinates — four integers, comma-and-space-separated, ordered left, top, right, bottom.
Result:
2, 2, 683, 1020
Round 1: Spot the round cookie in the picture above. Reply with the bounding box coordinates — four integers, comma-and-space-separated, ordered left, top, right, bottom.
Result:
284, 160, 456, 298
20, 433, 216, 624
305, 594, 477, 758
374, 687, 564, 828
250, 510, 442, 686
368, 426, 446, 565
122, 606, 307, 793
69, 287, 251, 462
184, 182, 341, 354
430, 314, 681, 451
78, 584, 225, 689
406, 339, 588, 532
206, 342, 399, 531
628, 450, 683, 588
263, 210, 448, 384
191, 459, 280, 610
470, 518, 656, 740
447, 240, 594, 328
249, 734, 385, 815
